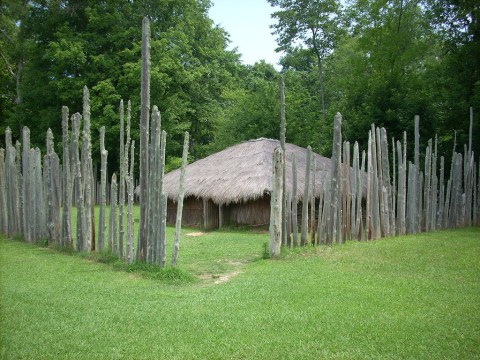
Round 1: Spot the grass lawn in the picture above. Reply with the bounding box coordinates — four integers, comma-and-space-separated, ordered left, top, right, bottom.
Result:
1, 226, 479, 359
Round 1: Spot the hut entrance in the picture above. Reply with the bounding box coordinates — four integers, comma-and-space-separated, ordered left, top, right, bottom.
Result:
203, 199, 219, 230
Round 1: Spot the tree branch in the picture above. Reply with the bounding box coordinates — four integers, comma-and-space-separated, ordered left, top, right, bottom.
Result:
0, 51, 16, 78
0, 28, 16, 47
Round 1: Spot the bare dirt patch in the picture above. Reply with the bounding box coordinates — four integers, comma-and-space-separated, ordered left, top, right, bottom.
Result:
186, 232, 205, 237
212, 270, 243, 284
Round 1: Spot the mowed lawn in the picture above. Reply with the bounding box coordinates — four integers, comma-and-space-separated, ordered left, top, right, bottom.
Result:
1, 227, 479, 359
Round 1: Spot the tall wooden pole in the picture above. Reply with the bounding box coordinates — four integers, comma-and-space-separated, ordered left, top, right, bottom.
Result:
172, 132, 189, 266
138, 17, 151, 261
270, 147, 284, 256
291, 154, 298, 247
279, 76, 287, 247
98, 126, 108, 250
300, 146, 311, 247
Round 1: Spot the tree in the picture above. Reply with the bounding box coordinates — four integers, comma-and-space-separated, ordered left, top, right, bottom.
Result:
268, 0, 344, 123
4, 0, 242, 171
0, 0, 29, 147
210, 61, 281, 151
325, 0, 443, 156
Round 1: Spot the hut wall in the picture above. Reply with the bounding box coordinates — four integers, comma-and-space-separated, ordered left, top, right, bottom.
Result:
224, 196, 270, 226
167, 196, 271, 228
167, 196, 203, 227
203, 199, 219, 230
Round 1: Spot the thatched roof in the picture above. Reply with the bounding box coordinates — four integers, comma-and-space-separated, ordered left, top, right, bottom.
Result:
163, 138, 334, 205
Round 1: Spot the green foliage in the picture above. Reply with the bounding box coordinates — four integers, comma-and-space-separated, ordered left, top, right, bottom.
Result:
3, 0, 242, 170
262, 241, 271, 259
1, 0, 478, 169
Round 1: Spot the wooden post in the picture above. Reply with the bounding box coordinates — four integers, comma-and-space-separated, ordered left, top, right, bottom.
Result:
380, 128, 391, 237
437, 156, 445, 228
424, 139, 432, 231
158, 130, 167, 266
172, 132, 189, 266
98, 126, 108, 251
118, 100, 125, 258
310, 154, 316, 245
22, 127, 31, 241
82, 86, 93, 251
430, 136, 438, 231
127, 141, 135, 263
147, 106, 160, 263
391, 137, 396, 236
62, 106, 73, 246
291, 154, 298, 247
0, 149, 6, 234
286, 192, 292, 246
342, 141, 350, 242
279, 75, 287, 247
109, 173, 118, 252
301, 146, 311, 247
327, 113, 342, 244
138, 17, 151, 261
414, 115, 420, 233
269, 147, 284, 257
396, 140, 406, 235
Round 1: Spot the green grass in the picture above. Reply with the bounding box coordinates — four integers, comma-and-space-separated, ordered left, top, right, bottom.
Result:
1, 227, 480, 359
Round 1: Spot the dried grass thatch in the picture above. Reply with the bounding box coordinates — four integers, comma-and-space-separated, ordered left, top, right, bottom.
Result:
164, 138, 333, 205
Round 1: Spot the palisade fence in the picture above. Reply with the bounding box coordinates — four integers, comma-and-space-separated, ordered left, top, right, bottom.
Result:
0, 18, 190, 267
0, 18, 478, 264
270, 103, 479, 256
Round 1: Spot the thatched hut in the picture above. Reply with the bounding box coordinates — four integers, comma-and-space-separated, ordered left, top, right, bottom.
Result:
164, 138, 336, 229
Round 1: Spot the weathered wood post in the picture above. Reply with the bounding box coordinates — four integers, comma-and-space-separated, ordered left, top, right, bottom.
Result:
380, 128, 391, 237
396, 138, 406, 235
291, 153, 298, 247
414, 115, 421, 233
127, 140, 135, 263
300, 146, 312, 247
44, 128, 60, 243
279, 75, 287, 247
138, 16, 151, 261
71, 113, 84, 250
147, 106, 160, 263
61, 106, 72, 246
270, 146, 284, 257
310, 154, 317, 245
82, 86, 94, 251
327, 113, 342, 244
109, 173, 118, 252
391, 137, 396, 235
118, 100, 125, 258
98, 126, 108, 251
172, 132, 189, 266
343, 141, 351, 241
0, 149, 6, 234
22, 126, 31, 241
4, 128, 20, 236
158, 130, 167, 267
15, 141, 23, 236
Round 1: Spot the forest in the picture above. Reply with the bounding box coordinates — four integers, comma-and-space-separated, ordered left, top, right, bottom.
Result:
0, 0, 479, 172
